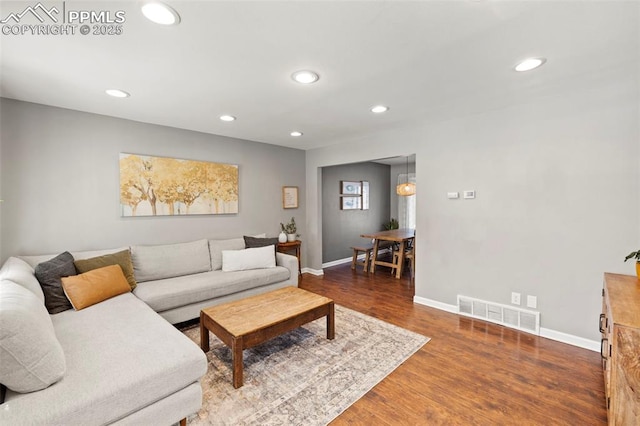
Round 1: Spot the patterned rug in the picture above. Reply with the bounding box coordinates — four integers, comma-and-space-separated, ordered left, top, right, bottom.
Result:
181, 305, 429, 425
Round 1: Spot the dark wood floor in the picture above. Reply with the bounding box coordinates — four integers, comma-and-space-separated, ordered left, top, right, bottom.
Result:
300, 263, 607, 425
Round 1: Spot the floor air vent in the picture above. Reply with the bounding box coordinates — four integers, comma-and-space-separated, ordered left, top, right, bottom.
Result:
457, 295, 540, 335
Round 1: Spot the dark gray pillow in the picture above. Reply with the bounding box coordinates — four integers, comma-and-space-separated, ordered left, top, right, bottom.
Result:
243, 236, 279, 261
34, 252, 77, 314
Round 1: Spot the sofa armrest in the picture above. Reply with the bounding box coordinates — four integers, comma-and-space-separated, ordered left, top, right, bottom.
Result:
276, 252, 298, 285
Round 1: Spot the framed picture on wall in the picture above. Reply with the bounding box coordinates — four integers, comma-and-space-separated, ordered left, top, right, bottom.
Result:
340, 196, 362, 210
340, 181, 361, 195
362, 181, 369, 210
282, 186, 298, 209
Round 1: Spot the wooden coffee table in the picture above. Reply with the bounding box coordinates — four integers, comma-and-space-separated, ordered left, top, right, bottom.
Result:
200, 286, 335, 388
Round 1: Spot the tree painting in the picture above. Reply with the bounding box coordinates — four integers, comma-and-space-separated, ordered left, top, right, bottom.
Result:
119, 153, 239, 216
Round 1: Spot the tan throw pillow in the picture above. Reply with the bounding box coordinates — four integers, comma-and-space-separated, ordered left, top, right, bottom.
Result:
61, 265, 131, 310
74, 249, 137, 290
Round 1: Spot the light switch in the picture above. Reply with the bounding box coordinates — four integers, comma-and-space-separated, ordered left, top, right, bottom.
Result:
447, 192, 459, 199
463, 190, 475, 199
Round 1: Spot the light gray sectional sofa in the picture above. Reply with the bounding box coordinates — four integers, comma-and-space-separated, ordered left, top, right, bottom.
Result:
0, 237, 299, 425
132, 238, 298, 324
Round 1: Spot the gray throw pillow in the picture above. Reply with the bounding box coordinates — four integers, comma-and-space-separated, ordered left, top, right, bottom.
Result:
243, 236, 279, 261
34, 252, 77, 314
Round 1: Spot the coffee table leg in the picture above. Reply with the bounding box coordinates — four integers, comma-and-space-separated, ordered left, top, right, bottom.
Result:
327, 302, 335, 340
232, 337, 243, 388
200, 312, 210, 352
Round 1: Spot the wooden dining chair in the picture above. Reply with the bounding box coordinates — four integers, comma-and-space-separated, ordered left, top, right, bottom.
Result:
391, 241, 415, 278
404, 246, 415, 278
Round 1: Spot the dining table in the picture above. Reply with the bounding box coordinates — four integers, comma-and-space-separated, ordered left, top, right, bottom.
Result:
360, 228, 415, 279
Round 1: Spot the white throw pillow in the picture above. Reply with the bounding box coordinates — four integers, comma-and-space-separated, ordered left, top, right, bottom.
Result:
222, 245, 276, 272
209, 233, 267, 270
0, 280, 66, 392
0, 257, 44, 303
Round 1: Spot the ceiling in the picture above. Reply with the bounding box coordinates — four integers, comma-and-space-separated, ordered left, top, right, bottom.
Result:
1, 1, 638, 151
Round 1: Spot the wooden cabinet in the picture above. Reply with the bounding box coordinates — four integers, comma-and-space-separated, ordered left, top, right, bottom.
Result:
601, 273, 640, 425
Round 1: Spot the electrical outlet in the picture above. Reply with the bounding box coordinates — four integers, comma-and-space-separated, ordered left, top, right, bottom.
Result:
527, 295, 537, 309
511, 292, 521, 305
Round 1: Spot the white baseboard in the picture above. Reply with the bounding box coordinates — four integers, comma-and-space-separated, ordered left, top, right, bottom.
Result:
301, 267, 324, 276
413, 296, 599, 352
322, 257, 352, 268
413, 296, 458, 313
322, 248, 393, 269
539, 328, 600, 352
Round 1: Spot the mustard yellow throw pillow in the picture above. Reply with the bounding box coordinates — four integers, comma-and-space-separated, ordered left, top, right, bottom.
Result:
61, 264, 131, 310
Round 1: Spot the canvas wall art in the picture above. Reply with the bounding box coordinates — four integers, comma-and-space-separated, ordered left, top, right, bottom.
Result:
119, 153, 239, 217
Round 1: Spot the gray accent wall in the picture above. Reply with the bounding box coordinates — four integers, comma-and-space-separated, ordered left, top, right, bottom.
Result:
321, 162, 390, 263
0, 99, 306, 264
305, 74, 639, 342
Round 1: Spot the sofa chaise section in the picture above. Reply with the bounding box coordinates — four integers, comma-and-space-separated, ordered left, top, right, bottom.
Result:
1, 292, 206, 425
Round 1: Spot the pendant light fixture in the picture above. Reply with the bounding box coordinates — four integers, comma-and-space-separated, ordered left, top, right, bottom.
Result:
396, 156, 416, 196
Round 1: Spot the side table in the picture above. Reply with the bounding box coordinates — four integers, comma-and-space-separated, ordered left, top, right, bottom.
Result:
277, 240, 301, 274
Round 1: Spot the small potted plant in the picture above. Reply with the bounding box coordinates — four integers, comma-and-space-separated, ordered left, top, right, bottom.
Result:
383, 218, 399, 230
624, 250, 640, 279
280, 217, 299, 242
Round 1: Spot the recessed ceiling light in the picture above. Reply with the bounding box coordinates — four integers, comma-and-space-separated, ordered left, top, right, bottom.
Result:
290, 131, 303, 137
291, 70, 319, 84
105, 89, 130, 98
219, 115, 236, 122
141, 2, 180, 25
370, 105, 389, 113
515, 57, 546, 72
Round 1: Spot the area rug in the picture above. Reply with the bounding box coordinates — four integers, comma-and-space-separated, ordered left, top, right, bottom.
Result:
181, 305, 429, 425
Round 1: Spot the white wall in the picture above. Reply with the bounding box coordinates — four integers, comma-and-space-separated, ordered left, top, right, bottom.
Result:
0, 99, 306, 263
305, 77, 639, 341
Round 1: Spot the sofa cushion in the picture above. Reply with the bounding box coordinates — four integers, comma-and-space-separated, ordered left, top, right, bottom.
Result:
222, 245, 276, 272
34, 252, 77, 314
131, 239, 211, 282
0, 257, 44, 303
62, 265, 132, 310
134, 267, 290, 313
74, 249, 137, 290
0, 292, 207, 425
0, 280, 66, 393
208, 237, 245, 270
20, 247, 129, 269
